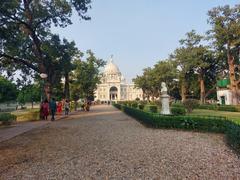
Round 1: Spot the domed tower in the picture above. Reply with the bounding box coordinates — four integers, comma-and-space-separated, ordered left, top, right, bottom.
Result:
102, 56, 122, 83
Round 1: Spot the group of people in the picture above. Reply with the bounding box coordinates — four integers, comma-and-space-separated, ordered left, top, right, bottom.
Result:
40, 98, 71, 121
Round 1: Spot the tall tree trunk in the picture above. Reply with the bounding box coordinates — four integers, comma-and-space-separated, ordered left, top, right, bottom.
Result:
181, 81, 187, 102
44, 81, 51, 101
64, 72, 70, 100
227, 46, 238, 105
23, 0, 51, 102
199, 73, 205, 104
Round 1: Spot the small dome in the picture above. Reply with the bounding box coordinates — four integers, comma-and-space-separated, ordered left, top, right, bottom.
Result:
104, 57, 120, 74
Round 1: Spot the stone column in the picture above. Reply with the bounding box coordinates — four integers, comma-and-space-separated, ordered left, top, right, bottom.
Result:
161, 94, 170, 115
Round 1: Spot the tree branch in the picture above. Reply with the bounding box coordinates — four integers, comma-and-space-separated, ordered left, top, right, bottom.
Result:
0, 53, 39, 72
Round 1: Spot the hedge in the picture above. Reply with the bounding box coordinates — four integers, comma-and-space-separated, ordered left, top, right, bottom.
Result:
171, 107, 186, 115
138, 104, 145, 110
145, 105, 158, 113
226, 120, 240, 151
0, 113, 17, 125
113, 104, 240, 154
198, 104, 238, 112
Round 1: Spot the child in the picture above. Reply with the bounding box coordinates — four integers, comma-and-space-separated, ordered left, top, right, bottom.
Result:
64, 100, 70, 115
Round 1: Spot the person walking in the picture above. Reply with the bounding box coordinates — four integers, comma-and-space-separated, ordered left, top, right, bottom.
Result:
57, 101, 63, 115
49, 98, 57, 121
42, 99, 49, 120
64, 100, 70, 115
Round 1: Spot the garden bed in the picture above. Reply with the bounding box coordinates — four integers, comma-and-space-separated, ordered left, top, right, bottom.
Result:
113, 103, 240, 154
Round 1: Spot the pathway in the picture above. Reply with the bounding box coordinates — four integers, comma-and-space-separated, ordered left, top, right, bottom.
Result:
0, 105, 240, 179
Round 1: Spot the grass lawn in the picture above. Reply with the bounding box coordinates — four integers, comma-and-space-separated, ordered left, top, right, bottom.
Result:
190, 109, 240, 121
11, 108, 40, 122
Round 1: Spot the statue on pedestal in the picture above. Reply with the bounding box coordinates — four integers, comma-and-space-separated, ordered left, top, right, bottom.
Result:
160, 82, 170, 115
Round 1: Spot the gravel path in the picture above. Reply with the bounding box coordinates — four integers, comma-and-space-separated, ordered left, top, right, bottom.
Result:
0, 105, 240, 179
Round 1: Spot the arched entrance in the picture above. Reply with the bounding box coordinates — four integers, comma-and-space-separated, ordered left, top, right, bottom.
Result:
109, 86, 118, 101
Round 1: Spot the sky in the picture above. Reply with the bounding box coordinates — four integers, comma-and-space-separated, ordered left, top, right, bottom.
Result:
52, 0, 239, 82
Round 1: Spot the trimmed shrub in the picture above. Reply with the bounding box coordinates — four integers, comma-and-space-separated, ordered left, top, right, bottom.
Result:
114, 104, 227, 133
198, 104, 238, 112
138, 104, 145, 110
217, 105, 238, 112
146, 105, 158, 113
198, 104, 217, 110
183, 99, 199, 113
171, 102, 184, 108
0, 113, 17, 125
131, 102, 138, 108
171, 107, 186, 115
226, 120, 240, 152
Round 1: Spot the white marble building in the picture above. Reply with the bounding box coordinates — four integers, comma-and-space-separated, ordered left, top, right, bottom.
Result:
95, 57, 143, 102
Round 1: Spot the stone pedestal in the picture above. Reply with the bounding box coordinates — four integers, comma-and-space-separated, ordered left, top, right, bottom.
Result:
161, 94, 170, 115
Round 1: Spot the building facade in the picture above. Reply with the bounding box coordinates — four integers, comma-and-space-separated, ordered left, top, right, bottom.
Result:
95, 58, 143, 102
216, 78, 240, 105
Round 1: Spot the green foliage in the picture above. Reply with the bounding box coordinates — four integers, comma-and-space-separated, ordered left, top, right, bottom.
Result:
0, 76, 17, 102
198, 104, 238, 112
146, 105, 158, 113
131, 102, 138, 108
226, 120, 240, 153
207, 5, 240, 51
138, 104, 145, 110
171, 107, 186, 115
0, 0, 91, 100
0, 113, 16, 125
71, 50, 105, 101
114, 104, 227, 132
174, 30, 219, 102
17, 84, 41, 105
183, 99, 199, 113
133, 60, 178, 100
171, 102, 184, 108
218, 106, 238, 112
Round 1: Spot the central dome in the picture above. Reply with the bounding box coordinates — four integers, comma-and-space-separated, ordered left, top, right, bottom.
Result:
104, 58, 120, 75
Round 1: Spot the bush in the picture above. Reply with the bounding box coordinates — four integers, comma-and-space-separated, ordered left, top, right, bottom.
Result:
171, 102, 184, 108
171, 107, 186, 115
146, 105, 158, 113
113, 104, 227, 133
217, 105, 238, 112
198, 104, 238, 112
138, 104, 145, 110
226, 120, 240, 152
131, 102, 138, 108
198, 104, 217, 110
0, 113, 17, 125
183, 99, 199, 113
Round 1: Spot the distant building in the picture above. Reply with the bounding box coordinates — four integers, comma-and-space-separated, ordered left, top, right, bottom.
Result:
95, 56, 143, 102
216, 78, 240, 105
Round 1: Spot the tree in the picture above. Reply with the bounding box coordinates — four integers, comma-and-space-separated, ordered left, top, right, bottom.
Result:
133, 60, 178, 100
173, 30, 203, 101
71, 50, 105, 101
0, 0, 91, 100
208, 4, 240, 104
0, 76, 18, 103
173, 30, 219, 103
133, 67, 156, 101
17, 84, 41, 107
42, 34, 79, 99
